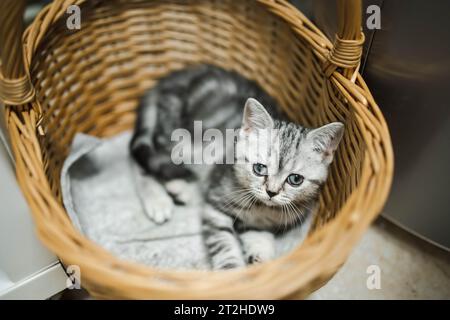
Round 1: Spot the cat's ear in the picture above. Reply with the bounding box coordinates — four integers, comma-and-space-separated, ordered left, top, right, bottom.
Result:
308, 122, 344, 164
242, 98, 274, 132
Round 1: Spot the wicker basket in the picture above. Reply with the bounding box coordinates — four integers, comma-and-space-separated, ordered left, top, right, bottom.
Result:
0, 0, 393, 299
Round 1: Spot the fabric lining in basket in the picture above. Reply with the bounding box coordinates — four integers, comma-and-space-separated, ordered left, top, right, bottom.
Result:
61, 131, 310, 270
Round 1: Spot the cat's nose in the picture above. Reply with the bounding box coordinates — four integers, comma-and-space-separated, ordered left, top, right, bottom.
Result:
266, 190, 278, 198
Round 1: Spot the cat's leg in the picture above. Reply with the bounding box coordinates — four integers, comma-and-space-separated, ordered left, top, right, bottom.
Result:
130, 159, 174, 224
240, 230, 275, 265
203, 204, 245, 270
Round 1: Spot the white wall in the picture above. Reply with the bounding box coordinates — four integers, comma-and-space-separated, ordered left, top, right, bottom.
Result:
0, 107, 67, 299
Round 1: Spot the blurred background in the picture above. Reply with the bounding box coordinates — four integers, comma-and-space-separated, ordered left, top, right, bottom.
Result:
294, 0, 450, 252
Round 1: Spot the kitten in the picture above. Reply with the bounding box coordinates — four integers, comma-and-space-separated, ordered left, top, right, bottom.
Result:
130, 65, 279, 222
203, 99, 344, 269
130, 65, 344, 269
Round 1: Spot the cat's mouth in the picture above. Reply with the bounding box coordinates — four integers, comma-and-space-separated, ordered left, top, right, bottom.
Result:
258, 196, 286, 207
252, 189, 290, 207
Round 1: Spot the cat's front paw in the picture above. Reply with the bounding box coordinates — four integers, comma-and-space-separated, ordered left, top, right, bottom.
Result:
142, 192, 174, 224
165, 179, 201, 206
214, 259, 246, 270
241, 231, 275, 265
246, 252, 273, 265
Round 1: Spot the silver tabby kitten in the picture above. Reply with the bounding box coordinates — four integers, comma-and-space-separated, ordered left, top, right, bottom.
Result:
130, 65, 344, 269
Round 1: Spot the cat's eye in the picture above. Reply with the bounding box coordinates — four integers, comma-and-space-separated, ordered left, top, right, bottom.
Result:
253, 163, 268, 176
287, 174, 304, 186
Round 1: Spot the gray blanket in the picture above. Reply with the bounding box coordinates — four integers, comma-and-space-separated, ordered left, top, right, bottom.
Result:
61, 132, 309, 270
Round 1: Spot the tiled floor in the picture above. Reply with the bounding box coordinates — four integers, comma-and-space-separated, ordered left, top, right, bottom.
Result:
54, 217, 450, 300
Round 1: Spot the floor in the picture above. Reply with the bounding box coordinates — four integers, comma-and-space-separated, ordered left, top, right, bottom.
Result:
54, 216, 450, 300
311, 217, 450, 299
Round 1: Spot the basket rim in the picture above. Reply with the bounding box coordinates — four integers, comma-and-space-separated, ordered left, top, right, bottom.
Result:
5, 0, 393, 299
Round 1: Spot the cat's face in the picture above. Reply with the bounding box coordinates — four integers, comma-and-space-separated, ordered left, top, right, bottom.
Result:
234, 98, 344, 207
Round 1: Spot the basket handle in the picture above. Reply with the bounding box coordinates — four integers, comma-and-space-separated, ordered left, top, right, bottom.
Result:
324, 0, 365, 79
0, 0, 35, 107
0, 0, 365, 106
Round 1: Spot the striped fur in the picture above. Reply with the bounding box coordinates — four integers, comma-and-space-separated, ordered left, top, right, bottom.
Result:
130, 65, 344, 269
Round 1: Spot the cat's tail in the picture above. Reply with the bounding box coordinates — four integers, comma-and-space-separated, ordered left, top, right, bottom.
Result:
130, 89, 159, 172
130, 134, 195, 181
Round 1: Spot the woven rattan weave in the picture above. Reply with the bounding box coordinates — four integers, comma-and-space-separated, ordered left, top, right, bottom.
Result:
0, 0, 393, 299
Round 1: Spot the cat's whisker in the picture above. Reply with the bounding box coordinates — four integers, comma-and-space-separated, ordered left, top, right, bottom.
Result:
222, 188, 253, 200
289, 202, 306, 225
287, 204, 297, 229
233, 194, 255, 224
292, 203, 304, 226
285, 202, 300, 227
219, 188, 253, 208
228, 192, 252, 216
286, 205, 291, 230
281, 204, 286, 232
281, 204, 289, 233
286, 202, 300, 223
220, 193, 252, 211
249, 195, 258, 211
